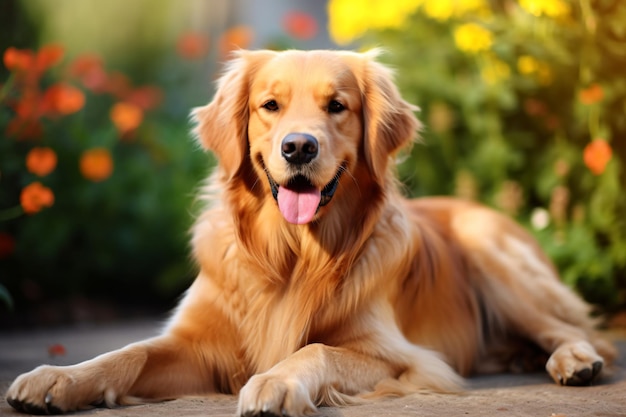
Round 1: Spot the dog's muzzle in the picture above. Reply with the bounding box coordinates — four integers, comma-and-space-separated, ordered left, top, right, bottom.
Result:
259, 133, 344, 225
265, 166, 344, 225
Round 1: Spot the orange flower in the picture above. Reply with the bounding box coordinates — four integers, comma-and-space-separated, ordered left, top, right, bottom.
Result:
106, 71, 131, 99
219, 26, 254, 57
282, 11, 318, 40
523, 98, 547, 117
3, 44, 64, 78
34, 44, 64, 72
579, 83, 604, 105
110, 102, 143, 133
3, 47, 34, 72
26, 147, 57, 176
80, 148, 113, 182
47, 343, 66, 357
68, 53, 101, 76
125, 86, 163, 111
68, 53, 108, 92
43, 83, 85, 115
583, 139, 612, 175
176, 32, 209, 59
20, 182, 55, 214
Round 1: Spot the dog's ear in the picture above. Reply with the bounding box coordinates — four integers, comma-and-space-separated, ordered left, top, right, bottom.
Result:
360, 52, 421, 181
192, 50, 275, 180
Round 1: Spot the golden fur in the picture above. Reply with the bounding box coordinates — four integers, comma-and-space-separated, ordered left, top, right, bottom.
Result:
6, 50, 617, 416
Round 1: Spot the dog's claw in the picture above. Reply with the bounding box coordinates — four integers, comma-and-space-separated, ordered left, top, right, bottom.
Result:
6, 397, 22, 412
562, 360, 603, 386
592, 360, 603, 377
11, 399, 48, 415
7, 392, 63, 415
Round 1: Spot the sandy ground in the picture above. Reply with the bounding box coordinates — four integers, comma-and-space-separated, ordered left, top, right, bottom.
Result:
1, 320, 625, 417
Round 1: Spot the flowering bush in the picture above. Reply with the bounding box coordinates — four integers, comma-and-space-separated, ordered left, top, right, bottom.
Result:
328, 0, 625, 308
0, 43, 208, 312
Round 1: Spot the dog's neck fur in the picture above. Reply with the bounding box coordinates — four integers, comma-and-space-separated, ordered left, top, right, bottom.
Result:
231, 160, 387, 280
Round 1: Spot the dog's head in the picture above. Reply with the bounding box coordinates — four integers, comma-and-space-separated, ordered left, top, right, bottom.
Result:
194, 50, 420, 225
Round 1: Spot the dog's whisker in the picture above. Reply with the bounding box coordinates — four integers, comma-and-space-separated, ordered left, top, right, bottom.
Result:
341, 164, 361, 199
250, 176, 262, 192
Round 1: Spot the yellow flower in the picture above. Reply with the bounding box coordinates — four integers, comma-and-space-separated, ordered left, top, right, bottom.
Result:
327, 0, 423, 45
517, 55, 553, 85
423, 0, 455, 20
423, 0, 489, 21
453, 23, 493, 54
517, 55, 539, 74
327, 0, 367, 45
327, 0, 492, 44
482, 56, 510, 85
519, 0, 570, 18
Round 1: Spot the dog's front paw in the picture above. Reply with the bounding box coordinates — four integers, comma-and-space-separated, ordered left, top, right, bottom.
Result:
546, 341, 604, 386
237, 373, 316, 417
6, 365, 105, 414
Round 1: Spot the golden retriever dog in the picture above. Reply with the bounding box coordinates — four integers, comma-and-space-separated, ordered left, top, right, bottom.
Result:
6, 49, 617, 416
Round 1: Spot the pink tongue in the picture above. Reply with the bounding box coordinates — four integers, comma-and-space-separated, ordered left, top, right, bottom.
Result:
277, 186, 321, 224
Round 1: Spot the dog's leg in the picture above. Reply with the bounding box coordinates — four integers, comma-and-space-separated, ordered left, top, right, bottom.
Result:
469, 231, 617, 385
5, 332, 227, 414
505, 303, 616, 385
237, 344, 396, 417
236, 337, 461, 417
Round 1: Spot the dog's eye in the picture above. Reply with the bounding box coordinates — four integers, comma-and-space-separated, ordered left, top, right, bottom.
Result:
262, 100, 279, 112
327, 100, 345, 114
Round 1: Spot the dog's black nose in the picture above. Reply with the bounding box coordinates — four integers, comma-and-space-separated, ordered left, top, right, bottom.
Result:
281, 133, 318, 165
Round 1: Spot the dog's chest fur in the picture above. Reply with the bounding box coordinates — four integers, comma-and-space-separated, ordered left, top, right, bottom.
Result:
195, 201, 415, 373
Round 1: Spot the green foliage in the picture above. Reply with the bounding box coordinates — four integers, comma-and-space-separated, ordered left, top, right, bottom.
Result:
3, 120, 205, 295
366, 1, 626, 309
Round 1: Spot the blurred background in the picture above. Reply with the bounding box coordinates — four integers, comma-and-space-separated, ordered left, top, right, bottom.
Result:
1, 0, 625, 329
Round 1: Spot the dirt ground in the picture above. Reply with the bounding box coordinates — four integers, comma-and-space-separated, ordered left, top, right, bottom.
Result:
1, 320, 625, 417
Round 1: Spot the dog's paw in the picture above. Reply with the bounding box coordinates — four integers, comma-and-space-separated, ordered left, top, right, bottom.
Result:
237, 373, 316, 417
6, 365, 105, 414
546, 341, 604, 386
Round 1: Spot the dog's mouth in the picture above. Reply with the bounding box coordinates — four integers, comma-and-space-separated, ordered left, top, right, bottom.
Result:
265, 165, 344, 225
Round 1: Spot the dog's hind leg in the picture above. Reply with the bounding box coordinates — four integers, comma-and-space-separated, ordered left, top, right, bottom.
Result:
453, 208, 617, 385
476, 235, 615, 385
